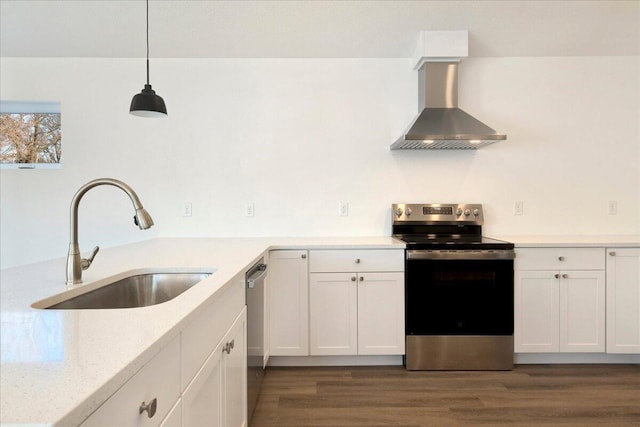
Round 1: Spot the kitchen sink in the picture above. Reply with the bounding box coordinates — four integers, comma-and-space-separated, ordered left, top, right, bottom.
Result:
34, 272, 212, 309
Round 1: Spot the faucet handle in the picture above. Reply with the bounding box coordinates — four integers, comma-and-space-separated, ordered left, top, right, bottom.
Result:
81, 246, 100, 270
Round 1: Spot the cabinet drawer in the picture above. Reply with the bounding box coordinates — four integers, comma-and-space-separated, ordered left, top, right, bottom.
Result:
182, 275, 245, 388
516, 248, 605, 270
309, 249, 404, 273
81, 335, 181, 427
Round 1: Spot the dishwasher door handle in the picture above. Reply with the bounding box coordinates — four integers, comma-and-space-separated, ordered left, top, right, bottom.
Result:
247, 264, 268, 289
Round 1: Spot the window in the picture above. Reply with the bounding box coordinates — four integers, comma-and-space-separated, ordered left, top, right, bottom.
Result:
0, 101, 61, 169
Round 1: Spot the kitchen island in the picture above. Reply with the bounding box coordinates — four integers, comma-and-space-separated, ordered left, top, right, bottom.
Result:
0, 237, 403, 426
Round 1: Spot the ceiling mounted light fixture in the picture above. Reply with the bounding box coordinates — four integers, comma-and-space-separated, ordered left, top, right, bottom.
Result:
130, 0, 167, 117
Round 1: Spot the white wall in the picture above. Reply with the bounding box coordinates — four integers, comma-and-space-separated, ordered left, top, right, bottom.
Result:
1, 56, 639, 268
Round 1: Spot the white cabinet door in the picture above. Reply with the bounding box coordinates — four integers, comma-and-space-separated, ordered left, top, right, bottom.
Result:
309, 273, 358, 355
222, 310, 247, 427
607, 249, 640, 354
183, 309, 247, 427
559, 271, 606, 352
182, 341, 223, 427
515, 271, 560, 352
268, 250, 309, 356
357, 272, 405, 355
159, 400, 181, 427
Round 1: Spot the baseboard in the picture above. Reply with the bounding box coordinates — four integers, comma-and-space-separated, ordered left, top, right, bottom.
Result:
515, 353, 640, 364
267, 355, 404, 367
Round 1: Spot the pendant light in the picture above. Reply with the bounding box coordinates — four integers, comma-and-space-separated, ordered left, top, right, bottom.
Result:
130, 0, 167, 117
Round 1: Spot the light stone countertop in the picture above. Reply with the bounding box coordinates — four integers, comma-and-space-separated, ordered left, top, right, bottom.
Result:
495, 235, 640, 248
0, 236, 404, 426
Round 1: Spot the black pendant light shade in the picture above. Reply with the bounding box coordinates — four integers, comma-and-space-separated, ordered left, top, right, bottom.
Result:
130, 0, 167, 117
130, 84, 167, 117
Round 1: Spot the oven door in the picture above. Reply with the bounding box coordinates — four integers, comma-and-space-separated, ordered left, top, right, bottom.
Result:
405, 251, 514, 336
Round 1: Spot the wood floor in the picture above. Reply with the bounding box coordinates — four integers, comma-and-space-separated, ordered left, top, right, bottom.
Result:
250, 364, 640, 427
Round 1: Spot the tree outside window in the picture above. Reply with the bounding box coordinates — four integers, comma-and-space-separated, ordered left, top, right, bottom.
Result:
0, 101, 61, 169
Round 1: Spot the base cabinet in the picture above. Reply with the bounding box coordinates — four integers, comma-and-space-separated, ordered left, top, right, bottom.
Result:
309, 272, 405, 356
606, 248, 640, 354
308, 249, 405, 356
268, 250, 309, 356
183, 309, 246, 427
222, 310, 247, 427
515, 248, 605, 353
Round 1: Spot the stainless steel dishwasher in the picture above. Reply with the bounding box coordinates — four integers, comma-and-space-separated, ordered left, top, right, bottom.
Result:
246, 257, 267, 424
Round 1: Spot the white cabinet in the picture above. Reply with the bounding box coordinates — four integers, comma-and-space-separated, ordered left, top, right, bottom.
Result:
221, 310, 247, 427
515, 248, 605, 353
182, 345, 222, 427
159, 401, 182, 427
268, 250, 309, 356
81, 335, 182, 427
606, 248, 640, 354
309, 249, 404, 356
182, 309, 246, 427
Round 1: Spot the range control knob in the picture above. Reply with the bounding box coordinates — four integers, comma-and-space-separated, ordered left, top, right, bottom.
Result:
464, 209, 471, 216
473, 209, 480, 217
455, 208, 463, 216
405, 208, 412, 216
395, 208, 403, 217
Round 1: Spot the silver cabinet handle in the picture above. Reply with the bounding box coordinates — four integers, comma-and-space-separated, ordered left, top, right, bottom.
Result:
558, 256, 565, 261
609, 251, 616, 256
223, 339, 236, 354
301, 253, 307, 259
139, 398, 157, 418
355, 258, 361, 264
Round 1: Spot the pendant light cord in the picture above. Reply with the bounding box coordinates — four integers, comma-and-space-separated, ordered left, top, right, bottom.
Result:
146, 0, 150, 85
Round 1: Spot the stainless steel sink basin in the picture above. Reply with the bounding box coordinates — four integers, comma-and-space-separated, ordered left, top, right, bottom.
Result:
41, 272, 212, 309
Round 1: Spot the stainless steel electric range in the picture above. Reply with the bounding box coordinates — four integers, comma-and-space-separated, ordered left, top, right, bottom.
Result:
392, 203, 515, 370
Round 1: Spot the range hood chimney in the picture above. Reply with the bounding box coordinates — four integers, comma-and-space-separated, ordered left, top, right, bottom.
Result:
391, 31, 506, 150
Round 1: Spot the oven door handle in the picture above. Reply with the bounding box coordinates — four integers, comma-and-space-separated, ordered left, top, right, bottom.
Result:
407, 250, 515, 260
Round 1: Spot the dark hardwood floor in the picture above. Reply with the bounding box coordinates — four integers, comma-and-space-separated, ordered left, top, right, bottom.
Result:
250, 364, 640, 426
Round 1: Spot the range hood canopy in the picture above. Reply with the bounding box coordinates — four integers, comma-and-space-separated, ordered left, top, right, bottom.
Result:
391, 31, 506, 150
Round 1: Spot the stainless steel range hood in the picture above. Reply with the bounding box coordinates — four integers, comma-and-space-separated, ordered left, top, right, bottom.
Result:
391, 61, 506, 150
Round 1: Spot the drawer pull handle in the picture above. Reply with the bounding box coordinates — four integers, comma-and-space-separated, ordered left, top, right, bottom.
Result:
555, 274, 560, 279
355, 258, 361, 264
562, 274, 569, 279
558, 256, 565, 261
351, 276, 357, 282
301, 253, 307, 259
139, 398, 157, 418
359, 276, 364, 282
609, 251, 616, 256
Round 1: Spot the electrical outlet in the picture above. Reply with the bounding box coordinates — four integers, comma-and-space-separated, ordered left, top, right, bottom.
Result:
245, 202, 255, 217
608, 200, 618, 215
340, 202, 349, 217
514, 201, 524, 216
183, 202, 192, 217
